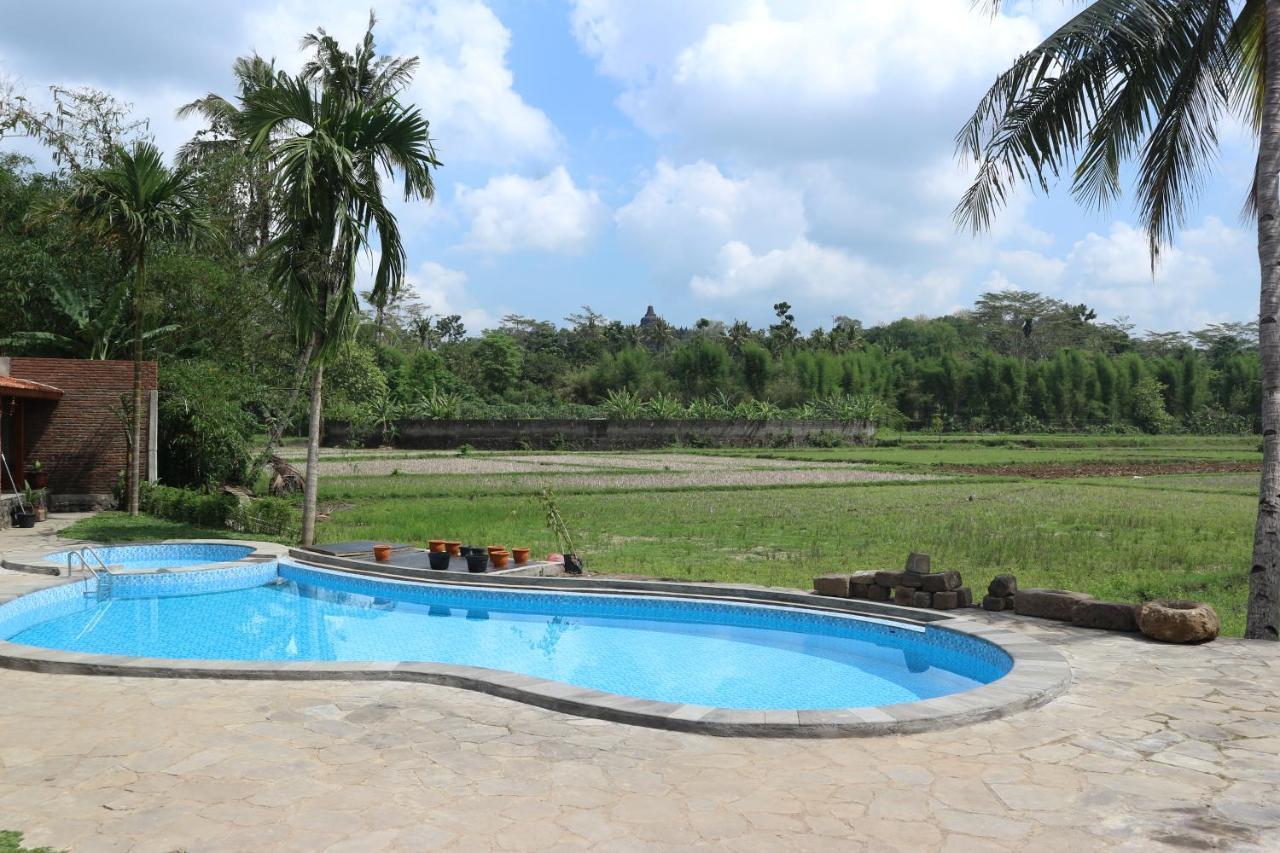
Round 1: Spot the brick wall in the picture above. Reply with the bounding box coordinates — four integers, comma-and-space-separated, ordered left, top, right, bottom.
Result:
10, 357, 157, 499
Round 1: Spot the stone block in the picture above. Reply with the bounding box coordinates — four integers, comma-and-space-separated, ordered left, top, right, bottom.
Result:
898, 571, 924, 588
1014, 588, 1094, 621
988, 574, 1017, 597
1136, 600, 1219, 643
912, 591, 933, 608
921, 571, 962, 593
1071, 600, 1139, 632
813, 574, 851, 598
849, 582, 870, 600
850, 571, 878, 584
905, 552, 932, 574
894, 587, 915, 606
981, 594, 1006, 612
1004, 595, 1015, 609
932, 590, 960, 610
865, 584, 892, 601
875, 571, 904, 588
956, 587, 973, 608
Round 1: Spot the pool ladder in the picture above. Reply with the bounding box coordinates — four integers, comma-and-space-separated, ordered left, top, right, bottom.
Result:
67, 547, 114, 601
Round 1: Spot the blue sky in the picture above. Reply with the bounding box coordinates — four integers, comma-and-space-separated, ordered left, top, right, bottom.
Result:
0, 0, 1261, 335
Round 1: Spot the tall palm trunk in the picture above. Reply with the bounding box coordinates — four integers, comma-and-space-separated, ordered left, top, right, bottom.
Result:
300, 332, 324, 546
128, 251, 146, 517
1248, 0, 1280, 641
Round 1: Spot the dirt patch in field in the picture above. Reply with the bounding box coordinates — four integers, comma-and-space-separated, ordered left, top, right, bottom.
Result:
310, 451, 857, 478
942, 460, 1258, 478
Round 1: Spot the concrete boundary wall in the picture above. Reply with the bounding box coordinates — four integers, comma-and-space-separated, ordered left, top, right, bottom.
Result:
323, 418, 875, 450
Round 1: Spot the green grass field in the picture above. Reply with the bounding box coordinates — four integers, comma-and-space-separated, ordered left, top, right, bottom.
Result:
64, 434, 1263, 635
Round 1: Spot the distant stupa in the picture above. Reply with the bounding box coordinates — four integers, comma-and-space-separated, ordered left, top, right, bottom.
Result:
640, 305, 660, 327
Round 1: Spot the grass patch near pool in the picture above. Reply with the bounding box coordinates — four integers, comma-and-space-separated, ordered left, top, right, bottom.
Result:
59, 512, 280, 544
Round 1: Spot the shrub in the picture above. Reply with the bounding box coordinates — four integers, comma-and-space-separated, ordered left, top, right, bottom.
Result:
158, 360, 256, 487
228, 496, 300, 539
139, 482, 236, 528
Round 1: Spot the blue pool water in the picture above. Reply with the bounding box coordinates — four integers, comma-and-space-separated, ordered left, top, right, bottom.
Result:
44, 543, 254, 571
1, 563, 1011, 710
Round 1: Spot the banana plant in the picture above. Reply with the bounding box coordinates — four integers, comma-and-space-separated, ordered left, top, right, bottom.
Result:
0, 276, 178, 359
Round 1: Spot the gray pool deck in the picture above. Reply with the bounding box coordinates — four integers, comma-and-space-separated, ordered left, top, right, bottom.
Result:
0, 531, 1278, 850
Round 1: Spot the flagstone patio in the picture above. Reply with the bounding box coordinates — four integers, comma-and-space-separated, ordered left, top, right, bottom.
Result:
0, 561, 1277, 853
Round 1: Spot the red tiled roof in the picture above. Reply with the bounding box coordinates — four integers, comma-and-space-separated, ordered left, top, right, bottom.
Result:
0, 375, 63, 399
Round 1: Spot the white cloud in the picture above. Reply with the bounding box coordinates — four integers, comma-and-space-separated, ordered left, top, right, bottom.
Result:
245, 0, 562, 166
690, 238, 962, 320
982, 218, 1257, 330
404, 260, 495, 331
455, 167, 606, 253
615, 160, 806, 275
573, 0, 1040, 162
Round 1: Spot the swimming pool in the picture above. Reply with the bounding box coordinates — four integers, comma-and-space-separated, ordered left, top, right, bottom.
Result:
0, 561, 1012, 711
43, 542, 255, 572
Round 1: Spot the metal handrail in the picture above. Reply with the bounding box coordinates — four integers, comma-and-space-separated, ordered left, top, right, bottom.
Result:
67, 546, 110, 580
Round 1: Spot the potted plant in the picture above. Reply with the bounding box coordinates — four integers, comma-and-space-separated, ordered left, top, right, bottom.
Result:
539, 488, 583, 574
30, 487, 48, 523
29, 460, 48, 490
13, 483, 37, 528
428, 550, 451, 570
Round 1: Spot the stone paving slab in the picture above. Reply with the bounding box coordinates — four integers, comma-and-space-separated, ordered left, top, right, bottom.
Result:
0, 613, 1275, 851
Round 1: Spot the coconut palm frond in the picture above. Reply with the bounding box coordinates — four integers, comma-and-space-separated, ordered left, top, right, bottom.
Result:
955, 0, 1242, 260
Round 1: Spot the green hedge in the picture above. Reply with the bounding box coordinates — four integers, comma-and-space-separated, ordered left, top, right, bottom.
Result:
139, 483, 236, 528
139, 483, 299, 540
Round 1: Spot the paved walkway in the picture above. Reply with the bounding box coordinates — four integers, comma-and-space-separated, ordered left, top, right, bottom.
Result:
0, 619, 1275, 850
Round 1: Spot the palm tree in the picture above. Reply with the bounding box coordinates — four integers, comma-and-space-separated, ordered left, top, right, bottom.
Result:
177, 55, 279, 253
957, 0, 1278, 639
234, 19, 440, 545
62, 141, 210, 515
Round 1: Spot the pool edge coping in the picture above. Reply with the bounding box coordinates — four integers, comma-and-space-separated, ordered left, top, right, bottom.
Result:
0, 560, 1072, 739
1, 538, 290, 576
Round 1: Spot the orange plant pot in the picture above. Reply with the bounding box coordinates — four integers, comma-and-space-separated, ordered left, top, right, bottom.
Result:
486, 545, 505, 557
491, 550, 510, 569
512, 547, 531, 565
445, 541, 462, 556
428, 539, 446, 553
372, 544, 393, 562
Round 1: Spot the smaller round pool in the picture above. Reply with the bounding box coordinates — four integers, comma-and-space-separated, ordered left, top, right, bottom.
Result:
44, 543, 255, 572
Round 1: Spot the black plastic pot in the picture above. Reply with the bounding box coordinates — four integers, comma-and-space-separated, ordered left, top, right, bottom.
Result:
564, 553, 584, 575
14, 513, 36, 529
428, 551, 452, 571
461, 545, 482, 556
465, 552, 490, 573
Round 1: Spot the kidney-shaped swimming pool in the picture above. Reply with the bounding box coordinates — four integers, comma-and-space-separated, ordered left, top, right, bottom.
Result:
0, 562, 1013, 712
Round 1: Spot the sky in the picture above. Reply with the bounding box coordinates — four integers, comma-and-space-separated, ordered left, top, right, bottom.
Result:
0, 0, 1262, 335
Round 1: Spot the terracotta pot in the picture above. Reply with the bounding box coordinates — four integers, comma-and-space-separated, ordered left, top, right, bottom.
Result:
491, 550, 510, 569
428, 539, 446, 553
486, 546, 505, 559
372, 544, 393, 562
445, 541, 462, 556
512, 547, 531, 565
34, 506, 48, 523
